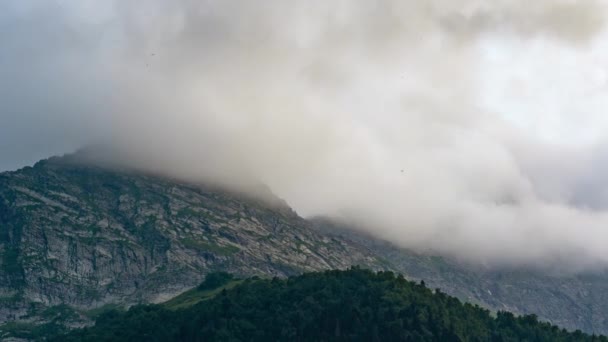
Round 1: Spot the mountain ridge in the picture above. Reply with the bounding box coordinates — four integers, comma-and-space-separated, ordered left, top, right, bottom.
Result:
2, 153, 608, 335
0, 154, 385, 325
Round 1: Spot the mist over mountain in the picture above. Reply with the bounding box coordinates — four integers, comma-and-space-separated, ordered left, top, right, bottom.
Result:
3, 0, 608, 270
3, 154, 608, 336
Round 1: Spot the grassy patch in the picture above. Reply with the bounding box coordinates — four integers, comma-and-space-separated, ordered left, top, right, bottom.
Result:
40, 304, 80, 321
180, 238, 240, 256
162, 280, 243, 311
177, 208, 210, 219
84, 303, 124, 319
0, 320, 68, 340
177, 207, 230, 224
87, 224, 101, 235
0, 321, 36, 337
1, 247, 21, 275
0, 293, 23, 306
1, 247, 25, 287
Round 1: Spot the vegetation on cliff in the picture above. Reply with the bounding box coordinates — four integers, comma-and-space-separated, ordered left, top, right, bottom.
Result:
53, 269, 605, 341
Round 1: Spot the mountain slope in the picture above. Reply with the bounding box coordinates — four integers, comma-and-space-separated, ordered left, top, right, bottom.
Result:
312, 219, 608, 335
0, 155, 383, 322
3, 153, 608, 336
55, 269, 605, 341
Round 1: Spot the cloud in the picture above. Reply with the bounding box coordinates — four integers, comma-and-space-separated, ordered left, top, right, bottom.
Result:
2, 0, 608, 270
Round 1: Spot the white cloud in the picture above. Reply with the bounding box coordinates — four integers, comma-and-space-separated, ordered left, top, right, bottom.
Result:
2, 0, 608, 270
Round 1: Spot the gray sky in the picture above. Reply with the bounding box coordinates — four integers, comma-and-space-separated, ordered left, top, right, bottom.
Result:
3, 0, 608, 270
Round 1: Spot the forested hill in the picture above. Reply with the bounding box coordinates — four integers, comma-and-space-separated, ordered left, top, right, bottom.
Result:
54, 268, 604, 342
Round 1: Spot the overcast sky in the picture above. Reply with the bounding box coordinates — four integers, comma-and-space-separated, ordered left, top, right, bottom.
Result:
3, 0, 608, 270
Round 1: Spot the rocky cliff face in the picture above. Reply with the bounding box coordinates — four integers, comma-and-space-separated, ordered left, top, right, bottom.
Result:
0, 155, 382, 324
2, 154, 608, 336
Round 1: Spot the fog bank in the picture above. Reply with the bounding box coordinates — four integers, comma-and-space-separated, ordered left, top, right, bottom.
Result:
3, 0, 608, 270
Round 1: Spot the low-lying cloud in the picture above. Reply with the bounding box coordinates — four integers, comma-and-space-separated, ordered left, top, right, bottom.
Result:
3, 0, 608, 271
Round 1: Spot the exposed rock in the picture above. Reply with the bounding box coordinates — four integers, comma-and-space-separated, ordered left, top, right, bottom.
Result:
3, 154, 608, 336
0, 156, 384, 325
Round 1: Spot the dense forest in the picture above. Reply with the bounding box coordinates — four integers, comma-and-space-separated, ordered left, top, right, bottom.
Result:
51, 268, 605, 341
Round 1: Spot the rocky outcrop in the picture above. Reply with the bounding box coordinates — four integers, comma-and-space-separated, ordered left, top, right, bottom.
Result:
0, 156, 382, 321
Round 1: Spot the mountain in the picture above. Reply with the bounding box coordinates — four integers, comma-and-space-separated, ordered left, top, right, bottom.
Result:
0, 154, 384, 328
2, 153, 608, 337
54, 269, 605, 341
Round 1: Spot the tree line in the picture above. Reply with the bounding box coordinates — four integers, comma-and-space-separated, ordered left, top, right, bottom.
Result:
52, 268, 606, 341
